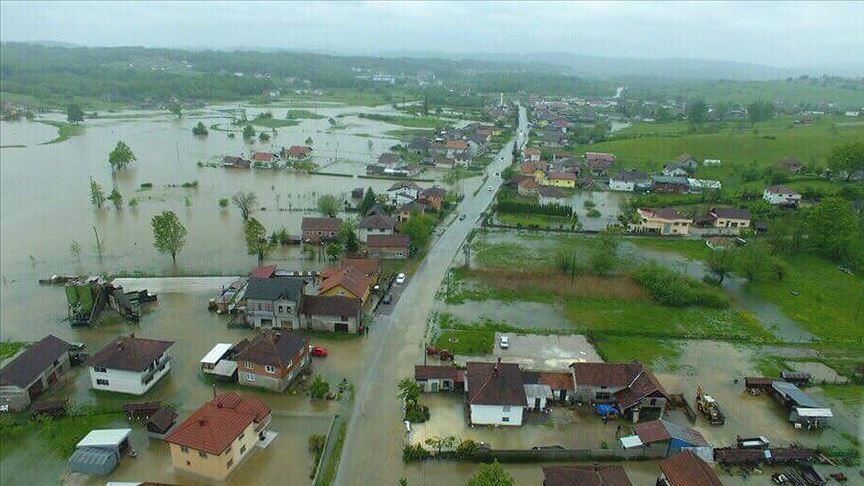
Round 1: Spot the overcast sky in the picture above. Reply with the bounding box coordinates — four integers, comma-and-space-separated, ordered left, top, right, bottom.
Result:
1, 1, 862, 69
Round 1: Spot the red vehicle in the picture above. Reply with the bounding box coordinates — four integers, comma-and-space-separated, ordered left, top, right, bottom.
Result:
310, 346, 328, 357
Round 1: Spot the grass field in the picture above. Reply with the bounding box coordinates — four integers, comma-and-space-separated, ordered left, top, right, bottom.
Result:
625, 79, 864, 107
626, 237, 713, 261
590, 335, 681, 369
0, 341, 25, 361
434, 329, 494, 355
820, 384, 864, 407
359, 113, 452, 129
36, 120, 84, 144
285, 109, 325, 120
252, 118, 300, 128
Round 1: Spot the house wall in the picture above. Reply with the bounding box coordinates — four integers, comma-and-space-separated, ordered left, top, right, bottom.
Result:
1, 351, 72, 411
358, 227, 393, 243
633, 218, 690, 236
470, 404, 523, 426
301, 313, 360, 333
169, 421, 258, 481
302, 229, 338, 243
238, 350, 310, 392
367, 247, 408, 260
713, 217, 750, 230
416, 378, 454, 393
0, 386, 30, 411
609, 180, 635, 192
89, 352, 171, 395
245, 298, 299, 330
763, 191, 801, 205
572, 384, 626, 404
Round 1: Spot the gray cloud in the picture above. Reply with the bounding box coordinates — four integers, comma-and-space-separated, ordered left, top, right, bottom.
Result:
1, 1, 861, 68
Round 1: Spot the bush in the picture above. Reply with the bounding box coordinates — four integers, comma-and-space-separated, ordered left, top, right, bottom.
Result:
586, 208, 601, 218
456, 439, 479, 459
181, 180, 198, 188
405, 403, 430, 423
218, 198, 229, 208
496, 198, 572, 217
583, 200, 596, 209
140, 182, 153, 189
632, 263, 730, 308
403, 443, 431, 462
310, 375, 330, 399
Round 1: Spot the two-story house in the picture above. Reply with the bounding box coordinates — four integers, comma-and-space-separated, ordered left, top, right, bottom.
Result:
569, 361, 668, 423
632, 208, 691, 236
301, 217, 343, 243
234, 330, 311, 392
166, 392, 271, 481
0, 335, 71, 411
299, 295, 363, 333
417, 186, 447, 211
243, 277, 305, 329
387, 181, 422, 203
708, 207, 751, 233
763, 185, 802, 207
87, 335, 174, 395
319, 267, 372, 304
465, 361, 527, 426
357, 214, 396, 243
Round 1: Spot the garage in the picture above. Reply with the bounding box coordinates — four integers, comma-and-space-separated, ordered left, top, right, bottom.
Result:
335, 322, 349, 333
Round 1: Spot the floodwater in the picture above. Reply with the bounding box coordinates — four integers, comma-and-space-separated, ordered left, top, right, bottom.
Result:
433, 300, 574, 330
568, 190, 623, 232
0, 102, 437, 484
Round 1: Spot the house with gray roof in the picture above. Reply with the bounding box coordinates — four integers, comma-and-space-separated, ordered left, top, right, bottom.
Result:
243, 277, 306, 330
0, 335, 71, 411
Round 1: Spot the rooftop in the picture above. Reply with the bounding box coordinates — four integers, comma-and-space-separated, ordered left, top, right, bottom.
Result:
634, 419, 707, 446
0, 335, 70, 388
301, 217, 343, 233
466, 361, 527, 407
244, 276, 305, 302
166, 392, 270, 455
86, 335, 174, 372
234, 330, 309, 369
358, 214, 396, 231
300, 295, 361, 318
367, 234, 410, 249
542, 465, 632, 486
659, 450, 723, 486
319, 267, 371, 300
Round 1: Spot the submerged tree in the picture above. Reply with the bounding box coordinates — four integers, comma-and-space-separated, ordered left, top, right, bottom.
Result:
258, 131, 270, 142
192, 121, 208, 136
244, 217, 272, 262
108, 141, 136, 172
108, 188, 123, 209
317, 194, 340, 218
66, 104, 84, 124
69, 240, 81, 261
89, 177, 106, 209
242, 124, 256, 139
231, 191, 257, 220
467, 461, 514, 486
357, 187, 376, 216
168, 102, 182, 118
151, 211, 187, 263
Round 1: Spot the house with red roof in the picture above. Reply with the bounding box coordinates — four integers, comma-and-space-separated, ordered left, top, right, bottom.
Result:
234, 330, 310, 392
166, 392, 271, 480
465, 361, 528, 426
319, 267, 372, 303
569, 361, 668, 422
285, 145, 313, 159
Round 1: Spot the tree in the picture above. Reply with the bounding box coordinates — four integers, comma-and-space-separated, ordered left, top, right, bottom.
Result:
827, 142, 864, 181
305, 136, 314, 145
66, 104, 84, 124
590, 229, 620, 275
232, 191, 257, 220
706, 248, 735, 283
108, 141, 136, 172
424, 435, 458, 455
747, 100, 774, 125
807, 196, 859, 262
70, 240, 81, 261
735, 240, 774, 282
168, 102, 182, 118
151, 211, 187, 263
89, 178, 106, 209
244, 217, 272, 262
400, 212, 436, 254
397, 377, 422, 406
243, 124, 256, 139
108, 188, 123, 209
467, 461, 514, 486
339, 218, 360, 253
192, 122, 208, 136
259, 131, 270, 142
324, 242, 342, 261
310, 375, 330, 399
218, 198, 229, 209
317, 194, 340, 218
422, 93, 429, 116
358, 187, 377, 216
686, 99, 708, 130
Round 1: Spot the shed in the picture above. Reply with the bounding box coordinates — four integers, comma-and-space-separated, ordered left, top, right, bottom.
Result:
68, 447, 119, 476
76, 428, 131, 453
147, 406, 178, 438
771, 381, 820, 409
780, 371, 812, 386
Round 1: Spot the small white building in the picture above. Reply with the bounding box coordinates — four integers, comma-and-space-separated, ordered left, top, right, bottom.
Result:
763, 185, 802, 206
87, 335, 174, 395
703, 159, 722, 166
465, 361, 527, 426
609, 170, 650, 192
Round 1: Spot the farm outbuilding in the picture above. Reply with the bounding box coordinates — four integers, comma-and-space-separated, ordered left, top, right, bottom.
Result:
68, 428, 131, 476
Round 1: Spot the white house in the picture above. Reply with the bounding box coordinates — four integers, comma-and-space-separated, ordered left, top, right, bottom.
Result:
387, 181, 422, 203
465, 361, 527, 426
87, 335, 174, 395
357, 214, 396, 243
703, 159, 722, 166
763, 185, 802, 206
609, 170, 650, 192
687, 178, 722, 193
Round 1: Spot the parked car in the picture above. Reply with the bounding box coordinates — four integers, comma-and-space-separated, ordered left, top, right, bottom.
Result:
459, 214, 466, 221
382, 293, 392, 305
487, 185, 493, 191
396, 273, 406, 284
310, 346, 328, 357
499, 335, 509, 349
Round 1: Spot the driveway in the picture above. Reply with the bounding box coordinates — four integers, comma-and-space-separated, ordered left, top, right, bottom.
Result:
334, 106, 529, 485
455, 333, 603, 370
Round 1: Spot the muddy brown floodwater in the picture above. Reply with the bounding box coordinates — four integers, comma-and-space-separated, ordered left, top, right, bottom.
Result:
0, 102, 462, 484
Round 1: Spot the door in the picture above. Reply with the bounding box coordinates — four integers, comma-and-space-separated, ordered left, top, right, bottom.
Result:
335, 322, 349, 333
431, 382, 438, 393
534, 398, 541, 410
261, 318, 273, 328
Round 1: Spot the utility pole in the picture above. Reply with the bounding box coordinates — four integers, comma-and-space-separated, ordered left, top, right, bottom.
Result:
92, 226, 102, 261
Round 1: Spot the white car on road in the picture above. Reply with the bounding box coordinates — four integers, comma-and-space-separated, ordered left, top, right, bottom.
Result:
395, 273, 406, 284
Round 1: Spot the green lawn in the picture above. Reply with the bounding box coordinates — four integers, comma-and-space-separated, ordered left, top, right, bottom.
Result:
0, 412, 126, 459
627, 237, 713, 261
625, 79, 864, 107
590, 336, 681, 369
252, 118, 300, 129
820, 384, 864, 407
285, 109, 325, 120
434, 329, 494, 355
0, 341, 25, 361
749, 255, 864, 344
496, 212, 577, 230
36, 120, 84, 144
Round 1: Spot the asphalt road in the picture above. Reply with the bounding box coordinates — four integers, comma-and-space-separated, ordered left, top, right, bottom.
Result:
334, 105, 528, 485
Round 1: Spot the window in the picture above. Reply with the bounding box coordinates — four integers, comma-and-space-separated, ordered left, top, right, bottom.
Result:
96, 379, 109, 386
181, 446, 189, 453
265, 365, 276, 374
244, 361, 253, 369
94, 367, 107, 373
245, 373, 255, 382
502, 417, 510, 422
239, 433, 245, 441
502, 406, 511, 412
226, 458, 234, 469
186, 460, 191, 466
595, 392, 611, 400
240, 444, 247, 454
278, 305, 284, 313
53, 359, 60, 367
198, 451, 207, 459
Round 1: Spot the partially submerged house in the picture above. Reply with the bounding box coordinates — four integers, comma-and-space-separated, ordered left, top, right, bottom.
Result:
301, 217, 343, 243
243, 276, 305, 330
415, 365, 464, 393
621, 419, 709, 458
166, 392, 271, 481
521, 371, 575, 410
235, 330, 311, 392
87, 335, 174, 395
570, 361, 668, 422
358, 214, 396, 243
542, 465, 632, 486
367, 234, 410, 259
0, 335, 71, 411
200, 340, 250, 379
68, 428, 132, 476
657, 450, 723, 486
146, 406, 179, 439
299, 295, 362, 333
465, 361, 528, 426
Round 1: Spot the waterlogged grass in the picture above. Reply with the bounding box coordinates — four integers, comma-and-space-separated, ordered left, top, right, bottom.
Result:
0, 412, 126, 459
496, 212, 575, 229
591, 336, 681, 369
626, 237, 713, 262
316, 420, 347, 486
434, 329, 494, 355
252, 117, 300, 129
37, 120, 84, 144
359, 113, 452, 129
285, 109, 325, 120
749, 255, 864, 344
821, 384, 864, 407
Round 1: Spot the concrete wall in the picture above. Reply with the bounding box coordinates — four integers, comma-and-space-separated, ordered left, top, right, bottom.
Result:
608, 180, 635, 192
246, 298, 299, 329
90, 352, 171, 395
302, 314, 359, 333
470, 404, 524, 426
367, 247, 408, 260
170, 421, 258, 480
0, 386, 30, 411
238, 352, 310, 392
